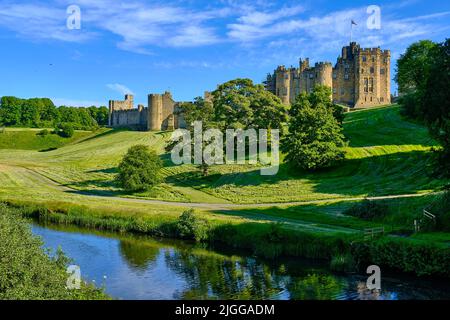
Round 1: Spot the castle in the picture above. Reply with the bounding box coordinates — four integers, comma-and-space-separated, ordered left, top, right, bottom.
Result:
264, 42, 391, 108
108, 92, 186, 131
109, 42, 391, 131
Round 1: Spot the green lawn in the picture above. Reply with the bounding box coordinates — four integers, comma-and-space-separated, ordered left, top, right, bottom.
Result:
0, 127, 98, 151
0, 105, 446, 205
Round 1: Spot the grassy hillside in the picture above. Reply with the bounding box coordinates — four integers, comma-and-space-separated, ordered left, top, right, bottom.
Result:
0, 105, 446, 204
0, 128, 97, 151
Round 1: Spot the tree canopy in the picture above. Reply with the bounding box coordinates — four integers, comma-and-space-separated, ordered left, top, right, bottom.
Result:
396, 39, 450, 176
0, 96, 108, 130
116, 145, 163, 191
282, 86, 346, 170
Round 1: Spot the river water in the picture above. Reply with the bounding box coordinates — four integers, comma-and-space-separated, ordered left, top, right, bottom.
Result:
31, 223, 450, 300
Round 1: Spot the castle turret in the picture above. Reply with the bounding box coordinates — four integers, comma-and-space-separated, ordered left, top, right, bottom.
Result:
148, 94, 163, 131
275, 66, 291, 104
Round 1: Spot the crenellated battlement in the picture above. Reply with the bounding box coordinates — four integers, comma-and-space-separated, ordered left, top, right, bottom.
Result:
265, 42, 391, 108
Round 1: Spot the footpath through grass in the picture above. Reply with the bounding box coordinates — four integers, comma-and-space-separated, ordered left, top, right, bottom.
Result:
0, 105, 446, 204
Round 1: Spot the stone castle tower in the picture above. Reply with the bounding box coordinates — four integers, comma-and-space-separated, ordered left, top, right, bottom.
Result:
108, 91, 183, 131
265, 42, 391, 108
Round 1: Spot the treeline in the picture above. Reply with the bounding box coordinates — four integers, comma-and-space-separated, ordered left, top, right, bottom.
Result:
0, 96, 109, 130
396, 39, 450, 176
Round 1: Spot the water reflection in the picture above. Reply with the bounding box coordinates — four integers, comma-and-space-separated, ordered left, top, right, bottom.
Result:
31, 223, 450, 300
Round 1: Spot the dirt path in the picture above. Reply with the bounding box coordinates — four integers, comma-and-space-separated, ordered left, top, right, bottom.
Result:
9, 164, 436, 211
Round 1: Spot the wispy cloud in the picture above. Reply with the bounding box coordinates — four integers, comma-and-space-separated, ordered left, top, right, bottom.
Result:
0, 3, 94, 42
0, 0, 448, 60
106, 83, 134, 96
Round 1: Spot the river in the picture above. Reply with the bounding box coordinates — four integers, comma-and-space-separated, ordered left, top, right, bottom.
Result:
32, 223, 450, 300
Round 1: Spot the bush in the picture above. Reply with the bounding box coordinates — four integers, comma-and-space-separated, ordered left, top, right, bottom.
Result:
428, 191, 450, 232
176, 209, 210, 242
343, 200, 388, 220
0, 204, 107, 299
56, 123, 74, 138
116, 145, 163, 192
351, 237, 450, 277
38, 129, 50, 136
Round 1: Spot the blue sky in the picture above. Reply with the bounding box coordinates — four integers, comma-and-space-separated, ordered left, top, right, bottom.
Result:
0, 0, 449, 107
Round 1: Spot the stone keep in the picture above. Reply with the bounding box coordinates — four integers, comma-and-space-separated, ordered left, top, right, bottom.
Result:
265, 42, 391, 108
109, 91, 181, 131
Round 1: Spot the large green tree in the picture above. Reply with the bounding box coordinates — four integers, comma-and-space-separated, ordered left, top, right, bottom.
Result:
282, 87, 346, 170
116, 145, 163, 191
212, 78, 288, 131
396, 40, 437, 118
422, 39, 450, 176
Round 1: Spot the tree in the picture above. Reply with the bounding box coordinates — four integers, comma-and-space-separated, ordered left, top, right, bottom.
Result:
0, 96, 22, 126
282, 88, 346, 170
396, 40, 437, 118
212, 78, 288, 131
308, 85, 345, 124
422, 39, 450, 176
56, 123, 74, 138
171, 97, 216, 176
116, 145, 163, 191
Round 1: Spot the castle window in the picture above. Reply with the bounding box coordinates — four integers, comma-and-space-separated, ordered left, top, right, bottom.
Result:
362, 56, 367, 62
380, 68, 385, 75
361, 68, 364, 74
364, 78, 369, 93
340, 88, 345, 95
369, 78, 374, 92
333, 88, 337, 94
380, 97, 384, 102
370, 97, 373, 102
285, 74, 289, 79
370, 67, 374, 74
344, 74, 349, 80
372, 56, 375, 62
309, 73, 313, 79
332, 72, 337, 79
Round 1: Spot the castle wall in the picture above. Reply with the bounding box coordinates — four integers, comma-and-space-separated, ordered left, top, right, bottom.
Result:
266, 42, 391, 109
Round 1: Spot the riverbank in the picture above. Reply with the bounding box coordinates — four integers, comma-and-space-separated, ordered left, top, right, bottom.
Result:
0, 204, 108, 300
4, 200, 449, 279
32, 222, 450, 300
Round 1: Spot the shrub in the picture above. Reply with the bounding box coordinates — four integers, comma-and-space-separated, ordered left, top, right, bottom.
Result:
56, 123, 74, 138
38, 128, 50, 136
116, 145, 163, 192
176, 209, 210, 242
428, 191, 450, 232
343, 200, 388, 220
0, 204, 107, 299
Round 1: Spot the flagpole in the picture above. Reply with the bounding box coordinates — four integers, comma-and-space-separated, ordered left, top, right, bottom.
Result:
350, 20, 353, 43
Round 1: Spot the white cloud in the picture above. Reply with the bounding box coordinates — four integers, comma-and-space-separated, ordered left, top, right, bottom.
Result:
0, 3, 95, 42
106, 83, 134, 96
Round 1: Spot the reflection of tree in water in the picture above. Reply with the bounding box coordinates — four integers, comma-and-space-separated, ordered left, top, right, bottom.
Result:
164, 249, 283, 299
287, 274, 344, 300
119, 239, 160, 271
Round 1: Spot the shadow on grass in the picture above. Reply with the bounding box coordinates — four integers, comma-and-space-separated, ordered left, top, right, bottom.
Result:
166, 149, 441, 198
